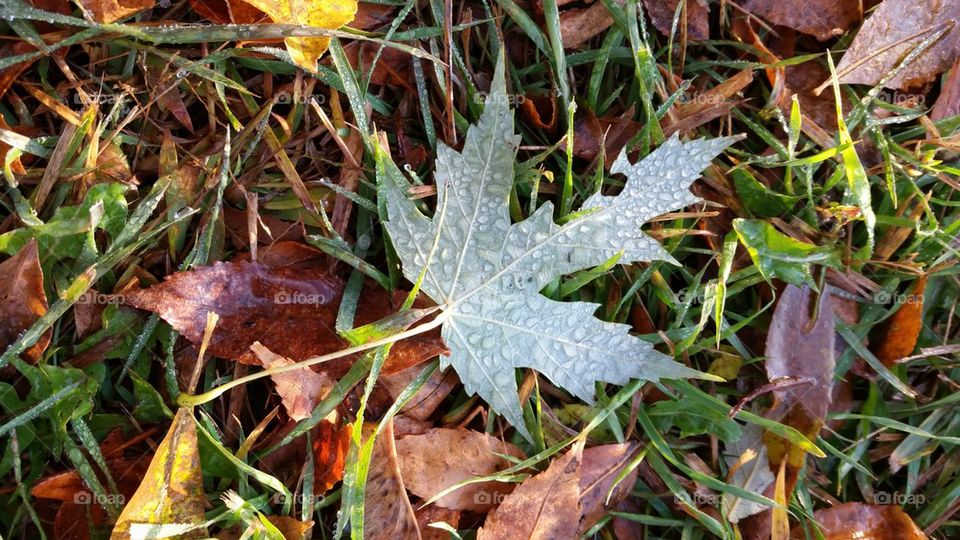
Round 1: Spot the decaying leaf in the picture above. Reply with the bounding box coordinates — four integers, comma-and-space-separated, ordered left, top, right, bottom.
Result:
380, 364, 459, 421
836, 0, 960, 89
112, 408, 207, 539
394, 427, 525, 512
560, 3, 614, 49
742, 0, 860, 41
189, 0, 266, 24
763, 285, 834, 492
932, 59, 960, 121
238, 0, 358, 71
872, 275, 927, 366
793, 503, 927, 540
643, 0, 710, 41
478, 442, 584, 540
0, 239, 50, 363
722, 424, 775, 523
415, 505, 460, 540
122, 243, 447, 377
78, 0, 156, 23
251, 342, 334, 420
380, 55, 736, 438
313, 419, 351, 494
363, 420, 422, 540
577, 443, 640, 534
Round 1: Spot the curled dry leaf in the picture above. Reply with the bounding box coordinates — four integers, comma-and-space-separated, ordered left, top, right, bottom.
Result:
364, 420, 422, 540
478, 442, 639, 538
112, 408, 207, 539
380, 364, 459, 421
872, 275, 927, 366
836, 0, 960, 89
78, 0, 156, 23
237, 0, 358, 71
122, 242, 447, 377
643, 0, 710, 41
251, 342, 334, 421
0, 239, 49, 363
932, 59, 960, 121
791, 502, 926, 540
741, 0, 861, 41
394, 427, 525, 512
189, 0, 266, 24
478, 442, 584, 540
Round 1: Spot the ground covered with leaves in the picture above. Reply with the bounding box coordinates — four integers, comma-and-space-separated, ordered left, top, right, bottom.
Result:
1, 0, 959, 538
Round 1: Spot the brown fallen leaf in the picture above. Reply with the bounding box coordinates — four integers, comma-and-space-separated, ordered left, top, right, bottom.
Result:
872, 275, 927, 366
415, 505, 460, 540
790, 503, 927, 540
380, 364, 459, 421
32, 456, 150, 540
251, 342, 334, 420
122, 242, 447, 377
932, 59, 960, 121
643, 0, 710, 41
577, 443, 640, 534
835, 0, 960, 89
112, 408, 207, 539
189, 0, 266, 24
78, 0, 155, 23
0, 239, 50, 363
739, 285, 835, 537
364, 420, 422, 540
742, 0, 861, 41
394, 427, 525, 512
560, 2, 615, 49
478, 441, 584, 540
313, 419, 351, 494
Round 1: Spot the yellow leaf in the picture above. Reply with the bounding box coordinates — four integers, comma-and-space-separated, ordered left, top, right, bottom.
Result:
111, 408, 207, 539
78, 0, 156, 24
771, 460, 789, 540
239, 0, 358, 71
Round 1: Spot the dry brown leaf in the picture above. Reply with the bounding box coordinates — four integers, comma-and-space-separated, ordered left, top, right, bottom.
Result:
78, 0, 155, 24
742, 0, 861, 41
872, 275, 927, 366
189, 0, 266, 23
364, 420, 422, 540
577, 443, 640, 534
0, 239, 50, 363
643, 0, 710, 41
763, 285, 834, 492
560, 3, 614, 49
313, 419, 351, 494
394, 427, 525, 512
122, 242, 447, 377
836, 0, 960, 89
251, 342, 334, 420
932, 59, 960, 121
790, 503, 927, 540
112, 408, 207, 539
415, 505, 460, 540
380, 364, 459, 421
478, 442, 584, 540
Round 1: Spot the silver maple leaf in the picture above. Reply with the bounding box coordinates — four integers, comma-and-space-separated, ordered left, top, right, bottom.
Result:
378, 57, 738, 439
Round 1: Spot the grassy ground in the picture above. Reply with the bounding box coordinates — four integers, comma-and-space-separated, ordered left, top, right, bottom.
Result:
1, 0, 959, 538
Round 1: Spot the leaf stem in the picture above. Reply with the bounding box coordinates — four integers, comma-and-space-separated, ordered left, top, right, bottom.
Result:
176, 309, 449, 407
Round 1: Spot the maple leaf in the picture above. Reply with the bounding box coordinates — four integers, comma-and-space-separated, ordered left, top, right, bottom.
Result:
379, 56, 738, 438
